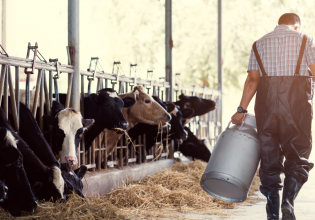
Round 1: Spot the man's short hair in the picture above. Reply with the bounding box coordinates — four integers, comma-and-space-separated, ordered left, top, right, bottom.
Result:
278, 13, 301, 26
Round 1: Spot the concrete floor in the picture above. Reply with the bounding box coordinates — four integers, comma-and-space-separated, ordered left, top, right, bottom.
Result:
228, 151, 315, 220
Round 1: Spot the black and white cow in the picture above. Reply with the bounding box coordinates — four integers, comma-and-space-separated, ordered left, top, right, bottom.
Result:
43, 101, 95, 165
56, 88, 135, 151
0, 127, 37, 216
1, 105, 65, 203
0, 180, 8, 203
178, 126, 211, 162
60, 163, 87, 199
128, 96, 194, 151
174, 93, 216, 125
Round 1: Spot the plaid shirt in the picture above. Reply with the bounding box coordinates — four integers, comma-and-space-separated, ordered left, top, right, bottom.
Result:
248, 25, 315, 76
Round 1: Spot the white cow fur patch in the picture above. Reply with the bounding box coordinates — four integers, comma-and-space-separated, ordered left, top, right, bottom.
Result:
6, 130, 18, 148
52, 167, 64, 196
107, 91, 118, 98
57, 109, 83, 164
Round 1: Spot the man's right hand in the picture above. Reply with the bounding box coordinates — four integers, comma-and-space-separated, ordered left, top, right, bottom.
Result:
231, 112, 245, 125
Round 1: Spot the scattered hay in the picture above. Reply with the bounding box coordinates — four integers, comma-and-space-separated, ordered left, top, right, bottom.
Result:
0, 194, 125, 220
0, 160, 261, 219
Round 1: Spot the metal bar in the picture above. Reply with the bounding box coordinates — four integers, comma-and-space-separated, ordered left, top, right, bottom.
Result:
103, 129, 107, 169
54, 78, 59, 103
137, 135, 141, 164
119, 138, 123, 167
142, 134, 146, 163
165, 0, 173, 101
97, 134, 102, 171
0, 65, 6, 105
91, 140, 95, 171
65, 73, 73, 108
68, 0, 80, 111
15, 66, 20, 133
218, 0, 222, 133
8, 66, 19, 131
43, 71, 51, 116
39, 72, 44, 131
87, 78, 92, 95
3, 66, 8, 119
49, 70, 53, 107
32, 69, 43, 118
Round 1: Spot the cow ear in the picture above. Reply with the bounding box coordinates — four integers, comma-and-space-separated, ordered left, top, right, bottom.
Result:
0, 146, 20, 166
43, 115, 58, 126
74, 165, 87, 179
166, 103, 176, 113
51, 101, 65, 117
122, 97, 135, 108
82, 119, 95, 129
181, 108, 194, 119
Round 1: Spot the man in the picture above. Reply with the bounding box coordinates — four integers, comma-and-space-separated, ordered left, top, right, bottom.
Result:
231, 13, 315, 220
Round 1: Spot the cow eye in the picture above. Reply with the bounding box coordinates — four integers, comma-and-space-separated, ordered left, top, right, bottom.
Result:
145, 99, 151, 104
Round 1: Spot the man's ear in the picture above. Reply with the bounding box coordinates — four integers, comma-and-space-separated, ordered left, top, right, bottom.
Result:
43, 115, 58, 126
82, 119, 95, 130
122, 97, 136, 108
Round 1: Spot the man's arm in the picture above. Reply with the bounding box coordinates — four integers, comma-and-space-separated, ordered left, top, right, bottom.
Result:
308, 64, 315, 78
231, 70, 260, 125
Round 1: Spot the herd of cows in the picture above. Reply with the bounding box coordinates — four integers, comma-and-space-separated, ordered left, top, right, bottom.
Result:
0, 85, 216, 216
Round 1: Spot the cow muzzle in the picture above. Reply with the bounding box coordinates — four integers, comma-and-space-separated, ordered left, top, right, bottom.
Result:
64, 156, 77, 165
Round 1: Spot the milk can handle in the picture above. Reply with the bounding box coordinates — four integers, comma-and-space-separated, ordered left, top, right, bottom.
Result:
226, 120, 245, 130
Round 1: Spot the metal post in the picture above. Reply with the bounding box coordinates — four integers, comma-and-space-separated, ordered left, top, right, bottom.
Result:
217, 0, 223, 133
2, 0, 7, 48
68, 0, 80, 111
165, 0, 173, 102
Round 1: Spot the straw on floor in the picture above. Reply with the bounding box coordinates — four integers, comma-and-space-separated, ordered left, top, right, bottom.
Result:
0, 160, 261, 219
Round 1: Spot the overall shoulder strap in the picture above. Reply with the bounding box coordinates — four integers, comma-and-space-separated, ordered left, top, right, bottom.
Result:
253, 41, 267, 76
295, 35, 307, 76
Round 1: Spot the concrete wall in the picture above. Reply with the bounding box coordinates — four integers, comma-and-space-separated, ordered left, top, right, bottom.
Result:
83, 159, 175, 196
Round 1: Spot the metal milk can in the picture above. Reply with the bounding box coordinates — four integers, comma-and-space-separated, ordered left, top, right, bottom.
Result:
200, 113, 261, 203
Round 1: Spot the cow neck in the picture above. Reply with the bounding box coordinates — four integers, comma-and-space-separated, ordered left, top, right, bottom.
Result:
106, 107, 140, 155
83, 104, 106, 148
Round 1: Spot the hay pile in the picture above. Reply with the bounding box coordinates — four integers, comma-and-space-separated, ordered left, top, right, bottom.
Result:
102, 160, 261, 218
0, 194, 125, 220
0, 160, 261, 219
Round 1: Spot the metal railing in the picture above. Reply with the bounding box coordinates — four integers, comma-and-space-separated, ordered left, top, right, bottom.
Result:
0, 45, 221, 172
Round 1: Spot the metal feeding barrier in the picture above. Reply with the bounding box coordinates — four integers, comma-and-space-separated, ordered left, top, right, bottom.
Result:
0, 44, 221, 172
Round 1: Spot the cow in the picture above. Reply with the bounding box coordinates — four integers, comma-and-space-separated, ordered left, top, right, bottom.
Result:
42, 101, 95, 165
128, 96, 194, 152
60, 163, 87, 199
0, 127, 37, 216
0, 180, 8, 203
0, 106, 64, 203
174, 93, 216, 125
177, 126, 211, 162
53, 88, 135, 157
105, 86, 171, 155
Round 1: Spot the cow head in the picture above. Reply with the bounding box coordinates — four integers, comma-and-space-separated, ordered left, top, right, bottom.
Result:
88, 88, 135, 133
120, 86, 171, 127
43, 102, 95, 165
61, 163, 87, 199
0, 127, 37, 216
165, 103, 194, 143
32, 166, 65, 202
175, 93, 216, 117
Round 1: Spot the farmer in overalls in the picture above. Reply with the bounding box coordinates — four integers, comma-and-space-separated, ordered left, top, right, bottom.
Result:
232, 13, 315, 220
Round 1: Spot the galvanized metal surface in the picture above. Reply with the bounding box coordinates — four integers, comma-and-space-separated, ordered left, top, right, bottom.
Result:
217, 0, 223, 134
200, 114, 260, 203
165, 0, 173, 102
68, 0, 80, 111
